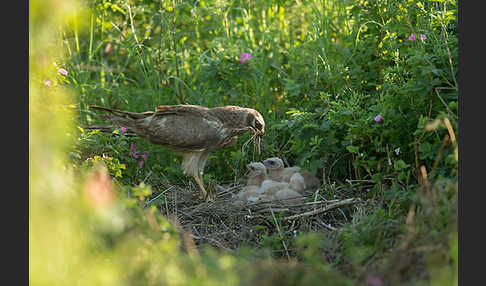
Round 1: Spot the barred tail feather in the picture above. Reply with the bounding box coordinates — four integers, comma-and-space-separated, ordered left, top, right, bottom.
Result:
89, 105, 153, 119
88, 105, 154, 138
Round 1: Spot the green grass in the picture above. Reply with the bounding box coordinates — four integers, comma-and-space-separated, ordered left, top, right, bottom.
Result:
32, 0, 458, 285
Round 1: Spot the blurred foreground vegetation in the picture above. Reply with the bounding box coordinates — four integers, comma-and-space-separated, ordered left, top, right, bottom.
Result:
30, 0, 457, 285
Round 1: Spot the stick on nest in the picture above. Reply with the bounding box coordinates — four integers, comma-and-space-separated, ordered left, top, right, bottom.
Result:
145, 180, 361, 253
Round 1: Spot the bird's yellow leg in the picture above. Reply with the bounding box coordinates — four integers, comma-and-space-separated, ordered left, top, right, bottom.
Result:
199, 174, 214, 202
194, 175, 212, 201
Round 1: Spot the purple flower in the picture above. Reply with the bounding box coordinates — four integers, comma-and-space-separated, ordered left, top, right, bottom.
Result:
239, 52, 252, 64
138, 160, 144, 169
374, 115, 383, 123
58, 68, 68, 76
120, 126, 127, 133
131, 150, 139, 159
44, 80, 53, 87
141, 151, 150, 159
408, 33, 417, 41
129, 143, 140, 158
419, 34, 427, 42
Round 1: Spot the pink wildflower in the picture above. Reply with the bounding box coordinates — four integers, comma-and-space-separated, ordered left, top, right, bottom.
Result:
408, 34, 417, 41
141, 151, 150, 160
129, 142, 139, 158
120, 126, 127, 133
239, 52, 252, 64
131, 150, 139, 159
44, 80, 53, 87
58, 68, 68, 76
419, 34, 426, 42
374, 115, 383, 123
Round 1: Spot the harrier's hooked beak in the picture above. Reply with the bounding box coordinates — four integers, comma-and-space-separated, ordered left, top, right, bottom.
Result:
249, 126, 264, 136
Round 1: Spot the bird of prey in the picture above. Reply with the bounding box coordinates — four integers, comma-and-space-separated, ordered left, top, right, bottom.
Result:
245, 162, 267, 187
86, 104, 265, 201
262, 157, 320, 192
233, 162, 267, 203
263, 157, 301, 182
258, 173, 305, 204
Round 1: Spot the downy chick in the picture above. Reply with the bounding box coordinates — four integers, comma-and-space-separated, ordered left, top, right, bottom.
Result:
263, 157, 300, 182
274, 173, 305, 204
263, 157, 320, 192
234, 162, 267, 203
257, 172, 305, 203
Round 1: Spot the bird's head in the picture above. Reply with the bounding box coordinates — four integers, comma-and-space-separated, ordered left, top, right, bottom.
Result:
262, 157, 284, 171
237, 108, 265, 154
245, 109, 265, 137
246, 162, 267, 176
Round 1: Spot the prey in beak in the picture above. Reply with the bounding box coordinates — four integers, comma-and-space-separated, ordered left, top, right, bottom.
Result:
243, 128, 264, 155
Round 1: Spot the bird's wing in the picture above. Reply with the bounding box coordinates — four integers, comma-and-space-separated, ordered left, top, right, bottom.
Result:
155, 104, 210, 115
146, 105, 228, 150
90, 105, 154, 119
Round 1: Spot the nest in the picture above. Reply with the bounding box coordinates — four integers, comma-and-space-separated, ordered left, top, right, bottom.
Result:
144, 179, 367, 256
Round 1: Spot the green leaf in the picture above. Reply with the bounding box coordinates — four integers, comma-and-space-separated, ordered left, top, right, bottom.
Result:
393, 159, 410, 171
346, 145, 359, 153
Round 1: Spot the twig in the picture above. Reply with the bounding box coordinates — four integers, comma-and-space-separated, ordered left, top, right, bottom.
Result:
438, 3, 458, 90
430, 134, 450, 174
435, 87, 457, 119
191, 234, 232, 252
144, 186, 175, 208
143, 170, 153, 183
443, 117, 456, 144
270, 207, 291, 261
255, 207, 290, 213
319, 221, 337, 231
282, 199, 341, 208
283, 198, 357, 220
215, 183, 243, 197
126, 4, 142, 50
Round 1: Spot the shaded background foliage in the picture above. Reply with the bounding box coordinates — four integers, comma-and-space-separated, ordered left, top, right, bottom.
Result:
68, 0, 457, 186
31, 0, 458, 285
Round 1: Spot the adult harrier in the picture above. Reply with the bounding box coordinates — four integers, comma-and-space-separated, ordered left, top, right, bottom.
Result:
86, 104, 265, 201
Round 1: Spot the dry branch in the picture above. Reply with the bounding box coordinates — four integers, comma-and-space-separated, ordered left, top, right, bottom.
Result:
283, 198, 358, 220
140, 177, 364, 253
